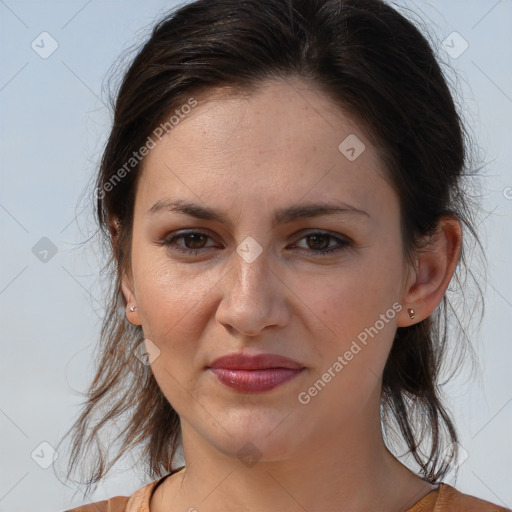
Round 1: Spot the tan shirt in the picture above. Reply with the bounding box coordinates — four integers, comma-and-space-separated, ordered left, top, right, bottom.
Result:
64, 474, 510, 512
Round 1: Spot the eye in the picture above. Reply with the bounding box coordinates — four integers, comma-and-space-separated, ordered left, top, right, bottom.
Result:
290, 231, 351, 256
159, 230, 352, 257
161, 231, 216, 255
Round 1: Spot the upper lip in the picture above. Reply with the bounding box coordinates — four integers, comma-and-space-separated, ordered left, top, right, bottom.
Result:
208, 353, 304, 370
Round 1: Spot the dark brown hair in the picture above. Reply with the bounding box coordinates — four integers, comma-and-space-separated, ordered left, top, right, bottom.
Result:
55, 0, 486, 497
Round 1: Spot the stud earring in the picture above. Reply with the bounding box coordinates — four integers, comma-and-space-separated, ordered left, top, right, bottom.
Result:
407, 308, 415, 320
129, 305, 137, 312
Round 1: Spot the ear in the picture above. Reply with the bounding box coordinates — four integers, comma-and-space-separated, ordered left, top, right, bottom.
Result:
397, 215, 462, 327
110, 216, 142, 326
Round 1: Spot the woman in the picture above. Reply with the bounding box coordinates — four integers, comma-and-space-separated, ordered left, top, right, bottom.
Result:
60, 0, 509, 510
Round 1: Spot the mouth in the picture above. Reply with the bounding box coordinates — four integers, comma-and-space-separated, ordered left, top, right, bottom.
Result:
207, 353, 306, 393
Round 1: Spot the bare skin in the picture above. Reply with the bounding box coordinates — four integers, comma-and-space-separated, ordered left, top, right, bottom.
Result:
119, 77, 462, 512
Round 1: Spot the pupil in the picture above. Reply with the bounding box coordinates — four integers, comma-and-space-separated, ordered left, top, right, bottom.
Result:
309, 234, 328, 250
186, 234, 206, 249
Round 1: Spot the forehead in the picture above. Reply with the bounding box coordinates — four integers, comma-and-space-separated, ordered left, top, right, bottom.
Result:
136, 78, 395, 221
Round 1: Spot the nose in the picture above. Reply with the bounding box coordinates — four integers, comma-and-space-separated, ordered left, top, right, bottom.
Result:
215, 247, 289, 337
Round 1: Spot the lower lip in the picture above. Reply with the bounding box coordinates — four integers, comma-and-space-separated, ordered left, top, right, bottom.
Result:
209, 367, 305, 392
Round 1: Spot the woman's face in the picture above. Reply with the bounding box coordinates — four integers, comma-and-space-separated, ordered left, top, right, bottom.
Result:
123, 78, 415, 461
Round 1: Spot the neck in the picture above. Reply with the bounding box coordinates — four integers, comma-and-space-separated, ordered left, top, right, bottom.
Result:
158, 409, 435, 512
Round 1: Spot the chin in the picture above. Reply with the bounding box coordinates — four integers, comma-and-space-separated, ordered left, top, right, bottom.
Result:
207, 407, 309, 462
218, 433, 301, 464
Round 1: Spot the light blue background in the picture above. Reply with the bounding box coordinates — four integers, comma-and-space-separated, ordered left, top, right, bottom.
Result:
0, 1, 511, 510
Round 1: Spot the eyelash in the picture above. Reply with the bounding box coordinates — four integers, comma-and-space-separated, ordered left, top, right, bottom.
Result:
159, 230, 352, 257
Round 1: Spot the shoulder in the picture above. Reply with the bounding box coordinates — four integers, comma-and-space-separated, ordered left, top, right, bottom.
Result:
437, 484, 510, 511
63, 495, 129, 512
409, 483, 511, 511
63, 475, 165, 512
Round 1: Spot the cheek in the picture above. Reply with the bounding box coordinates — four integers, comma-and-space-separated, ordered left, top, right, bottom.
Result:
308, 255, 401, 328
133, 260, 212, 410
297, 249, 403, 374
131, 249, 206, 353
294, 274, 401, 422
134, 240, 199, 306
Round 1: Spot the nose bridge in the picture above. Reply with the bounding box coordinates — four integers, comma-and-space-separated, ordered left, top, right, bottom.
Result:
216, 238, 286, 334
227, 206, 287, 298
231, 238, 274, 301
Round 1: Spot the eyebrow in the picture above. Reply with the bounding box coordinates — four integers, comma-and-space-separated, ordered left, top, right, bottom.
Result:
146, 198, 370, 228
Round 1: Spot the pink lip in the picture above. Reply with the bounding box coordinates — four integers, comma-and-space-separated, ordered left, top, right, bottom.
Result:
208, 353, 306, 393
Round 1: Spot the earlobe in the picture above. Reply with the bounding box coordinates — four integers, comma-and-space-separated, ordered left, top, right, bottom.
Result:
121, 271, 142, 326
398, 216, 462, 327
109, 216, 122, 240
